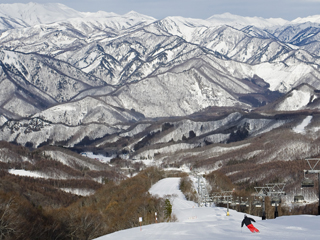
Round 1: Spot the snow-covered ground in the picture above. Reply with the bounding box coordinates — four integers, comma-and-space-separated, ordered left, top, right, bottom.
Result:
95, 177, 320, 240
293, 115, 313, 134
60, 188, 95, 196
80, 152, 115, 163
8, 169, 50, 179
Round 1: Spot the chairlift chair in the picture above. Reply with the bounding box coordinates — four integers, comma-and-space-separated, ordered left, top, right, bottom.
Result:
294, 195, 304, 203
240, 201, 247, 207
301, 170, 315, 187
253, 200, 262, 208
271, 196, 281, 206
301, 178, 314, 188
240, 200, 248, 207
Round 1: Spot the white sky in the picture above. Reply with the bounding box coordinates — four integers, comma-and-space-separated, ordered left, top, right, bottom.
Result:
2, 0, 320, 20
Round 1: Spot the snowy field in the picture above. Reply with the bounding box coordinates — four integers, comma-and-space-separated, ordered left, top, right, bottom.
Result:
95, 177, 320, 240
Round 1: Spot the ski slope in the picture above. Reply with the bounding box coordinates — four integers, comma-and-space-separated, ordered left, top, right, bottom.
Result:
95, 178, 320, 240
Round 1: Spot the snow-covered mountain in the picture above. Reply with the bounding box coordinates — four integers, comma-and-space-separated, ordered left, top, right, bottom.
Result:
207, 12, 289, 28
0, 2, 81, 29
0, 2, 155, 33
2, 2, 320, 165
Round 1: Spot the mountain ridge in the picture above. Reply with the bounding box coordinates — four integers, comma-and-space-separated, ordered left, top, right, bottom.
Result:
2, 2, 320, 31
1, 2, 320, 168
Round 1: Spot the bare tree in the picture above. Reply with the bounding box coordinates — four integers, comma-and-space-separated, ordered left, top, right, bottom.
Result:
0, 197, 19, 240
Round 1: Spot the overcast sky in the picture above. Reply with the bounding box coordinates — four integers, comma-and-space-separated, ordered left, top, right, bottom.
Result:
2, 0, 320, 20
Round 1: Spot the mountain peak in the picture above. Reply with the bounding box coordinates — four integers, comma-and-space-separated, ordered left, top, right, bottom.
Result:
123, 10, 156, 20
0, 2, 81, 25
207, 12, 288, 28
292, 15, 320, 24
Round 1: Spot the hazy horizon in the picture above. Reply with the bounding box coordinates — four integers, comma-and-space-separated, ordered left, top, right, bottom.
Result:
1, 0, 320, 20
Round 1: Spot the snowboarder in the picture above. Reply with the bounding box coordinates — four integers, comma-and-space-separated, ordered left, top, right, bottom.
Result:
241, 215, 259, 233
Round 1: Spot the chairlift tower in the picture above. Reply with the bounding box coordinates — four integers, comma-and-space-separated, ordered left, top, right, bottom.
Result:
254, 186, 267, 220
255, 183, 286, 220
195, 173, 210, 207
302, 158, 320, 215
195, 173, 203, 207
211, 191, 233, 216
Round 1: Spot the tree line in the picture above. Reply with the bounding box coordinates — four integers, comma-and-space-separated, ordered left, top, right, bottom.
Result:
0, 167, 167, 240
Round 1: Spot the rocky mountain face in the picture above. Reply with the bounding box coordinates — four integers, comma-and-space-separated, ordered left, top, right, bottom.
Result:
1, 3, 320, 187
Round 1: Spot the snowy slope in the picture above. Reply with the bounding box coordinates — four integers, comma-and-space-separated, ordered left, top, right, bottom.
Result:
259, 84, 320, 111
293, 116, 313, 134
95, 177, 320, 240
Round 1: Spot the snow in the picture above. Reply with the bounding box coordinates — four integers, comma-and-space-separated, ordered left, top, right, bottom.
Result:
0, 2, 82, 26
0, 115, 7, 126
8, 169, 49, 179
149, 178, 196, 211
60, 188, 95, 196
276, 87, 314, 111
163, 165, 192, 173
80, 152, 115, 163
1, 2, 319, 33
293, 116, 313, 134
207, 12, 289, 28
292, 15, 320, 24
44, 150, 103, 170
95, 177, 320, 240
82, 58, 103, 73
7, 168, 73, 180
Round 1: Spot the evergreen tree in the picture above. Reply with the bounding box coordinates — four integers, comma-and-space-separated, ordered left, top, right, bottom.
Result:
164, 199, 172, 221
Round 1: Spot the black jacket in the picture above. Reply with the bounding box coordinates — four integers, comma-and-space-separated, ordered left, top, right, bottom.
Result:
241, 216, 255, 227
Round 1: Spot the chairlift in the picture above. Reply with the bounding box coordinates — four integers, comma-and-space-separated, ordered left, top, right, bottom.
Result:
240, 197, 249, 207
253, 200, 262, 208
301, 170, 314, 187
271, 196, 281, 206
205, 195, 212, 202
294, 195, 305, 203
301, 178, 314, 188
230, 201, 236, 207
240, 200, 248, 207
240, 201, 246, 207
222, 197, 228, 204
